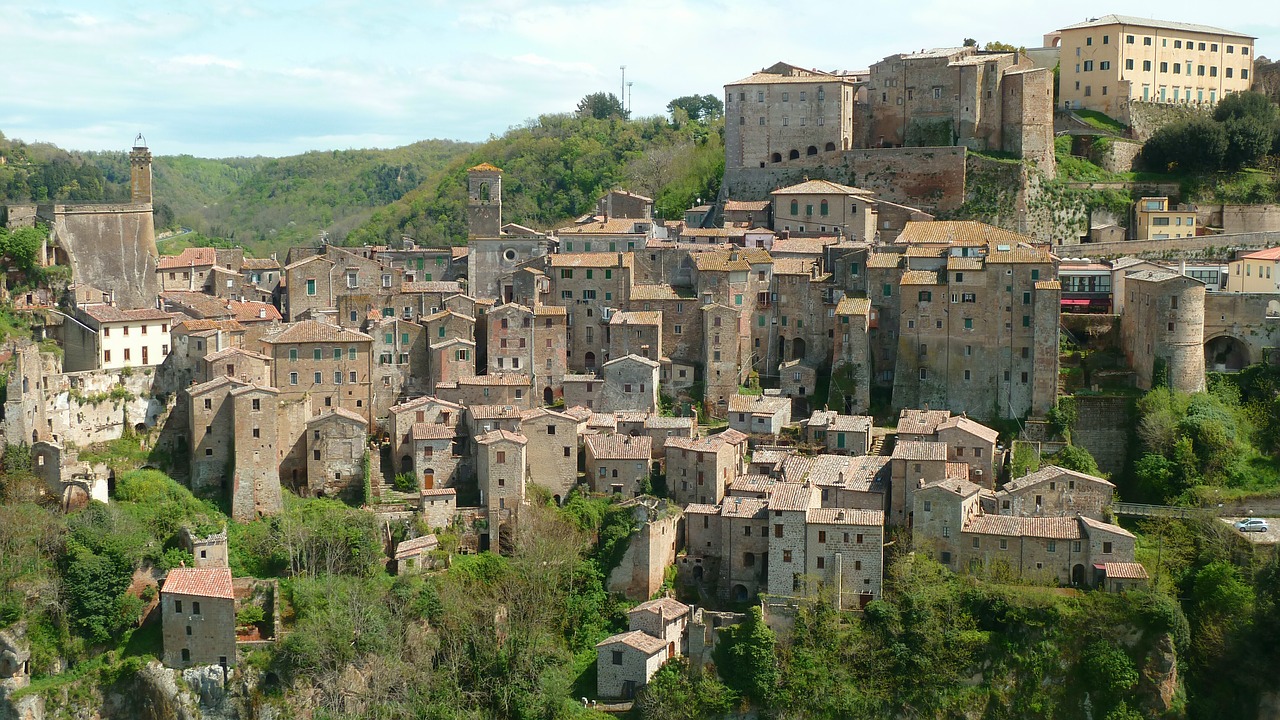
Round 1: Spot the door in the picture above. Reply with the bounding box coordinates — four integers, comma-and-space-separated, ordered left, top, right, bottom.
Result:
141, 346, 149, 364
423, 470, 434, 490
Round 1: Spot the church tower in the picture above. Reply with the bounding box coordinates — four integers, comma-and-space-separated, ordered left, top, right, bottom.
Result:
467, 163, 502, 238
130, 136, 153, 205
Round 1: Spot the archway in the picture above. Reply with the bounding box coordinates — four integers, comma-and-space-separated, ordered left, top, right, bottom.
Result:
824, 142, 836, 152
732, 584, 749, 602
792, 337, 807, 360
693, 565, 704, 581
1205, 335, 1249, 372
401, 455, 413, 474
777, 336, 787, 363
543, 386, 554, 406
770, 152, 782, 163
788, 149, 800, 160
1072, 564, 1085, 586
584, 351, 596, 370
806, 146, 818, 156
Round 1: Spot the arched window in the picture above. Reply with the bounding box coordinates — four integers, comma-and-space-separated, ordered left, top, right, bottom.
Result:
789, 149, 800, 160
743, 552, 755, 567
825, 141, 836, 151
478, 182, 490, 202
806, 145, 818, 156
770, 152, 781, 163
820, 200, 829, 216
790, 200, 799, 215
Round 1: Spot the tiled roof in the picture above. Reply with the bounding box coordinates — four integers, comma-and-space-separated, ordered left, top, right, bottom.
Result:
469, 162, 503, 173
830, 414, 872, 432
395, 534, 439, 559
772, 257, 818, 276
411, 423, 456, 440
631, 597, 691, 621
586, 433, 652, 460
1036, 280, 1061, 290
1058, 14, 1253, 38
162, 567, 233, 599
241, 257, 280, 270
603, 354, 660, 369
947, 257, 984, 271
963, 514, 1082, 539
1102, 562, 1149, 580
937, 416, 999, 443
769, 483, 815, 512
402, 281, 464, 294
724, 200, 771, 212
680, 227, 732, 238
644, 415, 695, 430
186, 375, 250, 398
717, 428, 750, 445
157, 247, 217, 269
557, 218, 647, 235
665, 431, 740, 453
610, 310, 662, 326
629, 284, 688, 301
836, 297, 870, 315
1080, 516, 1134, 539
262, 320, 371, 345
721, 496, 769, 518
81, 305, 174, 324
174, 319, 247, 334
563, 406, 593, 421
1003, 465, 1114, 493
728, 474, 781, 494
549, 252, 629, 268
390, 395, 463, 414
897, 221, 1031, 247
770, 237, 838, 255
203, 347, 271, 364
458, 374, 531, 387
533, 305, 567, 316
921, 477, 987, 498
893, 440, 948, 461
421, 487, 457, 497
987, 247, 1053, 264
227, 300, 281, 323
308, 407, 368, 426
468, 404, 524, 419
808, 507, 883, 526
771, 179, 874, 196
898, 408, 951, 435
691, 251, 751, 272
904, 246, 947, 258
866, 253, 901, 269
519, 406, 576, 423
683, 503, 720, 515
596, 630, 667, 655
900, 270, 940, 286
1242, 247, 1280, 261
475, 429, 527, 445
728, 394, 791, 414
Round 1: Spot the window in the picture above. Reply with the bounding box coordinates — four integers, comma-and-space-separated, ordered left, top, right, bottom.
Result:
1103, 541, 1113, 553
783, 550, 792, 562
289, 372, 298, 385
1047, 541, 1056, 553
1144, 60, 1152, 71
999, 539, 1008, 550
192, 601, 201, 615
964, 318, 972, 329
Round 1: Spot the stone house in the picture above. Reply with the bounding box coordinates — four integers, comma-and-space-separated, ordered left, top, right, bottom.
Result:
804, 411, 872, 455
956, 514, 1138, 586
240, 256, 281, 300
562, 373, 603, 410
802, 507, 886, 607
723, 199, 772, 228
609, 310, 663, 363
394, 534, 439, 575
198, 347, 271, 386
599, 354, 660, 413
475, 429, 527, 547
896, 407, 953, 443
1118, 269, 1206, 393
546, 252, 634, 372
889, 440, 950, 526
304, 408, 368, 500
388, 396, 462, 475
259, 320, 374, 424
779, 358, 819, 401
63, 304, 173, 372
420, 487, 457, 530
180, 527, 229, 568
1100, 562, 1150, 593
411, 423, 461, 491
684, 498, 771, 601
911, 477, 992, 569
995, 465, 1115, 520
487, 303, 568, 405
230, 384, 284, 521
595, 630, 669, 700
369, 317, 429, 418
586, 433, 652, 497
436, 374, 532, 410
428, 338, 476, 392
157, 247, 230, 292
665, 430, 747, 506
935, 416, 1000, 486
832, 296, 872, 414
627, 597, 689, 658
702, 301, 749, 417
161, 567, 236, 669
518, 407, 580, 501
466, 404, 525, 440
187, 375, 249, 494
770, 179, 877, 241
421, 308, 477, 349
642, 415, 696, 459
723, 62, 860, 171
728, 393, 792, 437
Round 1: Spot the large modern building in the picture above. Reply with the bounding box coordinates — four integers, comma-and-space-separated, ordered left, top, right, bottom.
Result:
1053, 15, 1255, 117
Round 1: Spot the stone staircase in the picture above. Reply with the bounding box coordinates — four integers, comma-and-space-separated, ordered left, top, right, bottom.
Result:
870, 429, 893, 456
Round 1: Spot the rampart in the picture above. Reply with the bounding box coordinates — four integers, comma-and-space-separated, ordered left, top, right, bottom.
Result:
39, 202, 159, 309
1075, 231, 1280, 260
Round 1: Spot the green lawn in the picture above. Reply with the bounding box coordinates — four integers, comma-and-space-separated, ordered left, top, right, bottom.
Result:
1074, 109, 1128, 134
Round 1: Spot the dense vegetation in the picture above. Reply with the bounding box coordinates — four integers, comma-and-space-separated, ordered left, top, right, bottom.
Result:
1141, 92, 1280, 174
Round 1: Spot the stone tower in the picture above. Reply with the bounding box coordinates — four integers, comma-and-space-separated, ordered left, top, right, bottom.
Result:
467, 163, 502, 238
130, 137, 153, 205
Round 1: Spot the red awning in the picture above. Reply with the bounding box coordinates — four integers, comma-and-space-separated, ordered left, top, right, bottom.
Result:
1061, 299, 1093, 305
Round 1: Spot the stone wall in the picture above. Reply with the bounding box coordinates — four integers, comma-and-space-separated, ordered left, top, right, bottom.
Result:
1070, 395, 1133, 475
607, 502, 681, 601
1127, 100, 1213, 143
40, 203, 159, 309
1095, 139, 1143, 174
1081, 230, 1280, 260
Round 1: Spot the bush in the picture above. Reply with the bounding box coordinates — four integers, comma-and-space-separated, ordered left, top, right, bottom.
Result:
392, 472, 417, 493
236, 604, 265, 627
1141, 117, 1228, 173
1049, 444, 1100, 476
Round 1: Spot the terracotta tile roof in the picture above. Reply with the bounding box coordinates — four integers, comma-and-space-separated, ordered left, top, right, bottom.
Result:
770, 237, 838, 255
1080, 516, 1134, 538
563, 406, 593, 421
469, 162, 503, 173
631, 597, 690, 621
468, 404, 524, 419
937, 416, 999, 443
721, 496, 769, 518
1003, 465, 1114, 493
1242, 247, 1280, 261
629, 284, 688, 301
610, 310, 662, 326
391, 395, 463, 414
836, 297, 870, 315
163, 567, 233, 599
644, 415, 695, 430
728, 474, 781, 494
1102, 562, 1149, 580
691, 251, 751, 272
557, 218, 648, 235
395, 535, 439, 559
203, 347, 271, 364
262, 320, 371, 345
227, 300, 281, 323
830, 414, 872, 432
586, 433, 652, 459
965, 515, 1083, 540
157, 247, 217, 270
771, 179, 874, 196
680, 227, 732, 238
921, 477, 987, 498
665, 432, 738, 453
458, 374, 531, 387
475, 429, 527, 445
898, 408, 951, 435
421, 487, 457, 497
411, 423, 456, 440
402, 281, 464, 294
174, 319, 247, 334
533, 305, 566, 316
866, 253, 902, 268
80, 305, 174, 324
1058, 14, 1252, 38
769, 483, 815, 511
947, 257, 985, 270
718, 428, 750, 445
772, 257, 819, 276
987, 247, 1053, 264
724, 200, 771, 212
683, 503, 720, 515
897, 221, 1030, 247
186, 375, 251, 398
728, 394, 790, 415
900, 270, 940, 286
549, 252, 630, 268
596, 630, 667, 655
1036, 280, 1061, 290
807, 507, 883, 526
892, 440, 948, 461
904, 246, 948, 258
284, 254, 331, 271
241, 257, 280, 270
741, 249, 773, 264
422, 309, 476, 324
604, 354, 660, 369
520, 407, 577, 423
309, 407, 368, 426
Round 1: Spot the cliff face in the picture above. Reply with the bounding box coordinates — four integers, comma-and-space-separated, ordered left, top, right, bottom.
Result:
44, 203, 159, 310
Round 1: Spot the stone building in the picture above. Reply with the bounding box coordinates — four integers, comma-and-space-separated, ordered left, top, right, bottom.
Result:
466, 164, 552, 301
161, 567, 236, 670
595, 630, 670, 700
1118, 269, 1206, 392
728, 393, 792, 437
599, 354, 660, 413
388, 395, 462, 477
304, 408, 368, 500
63, 304, 173, 372
394, 534, 439, 575
519, 407, 580, 501
665, 429, 749, 506
410, 423, 461, 491
187, 376, 250, 495
487, 302, 567, 405
435, 373, 532, 409
198, 347, 271, 386
770, 179, 877, 240
832, 296, 872, 413
369, 317, 429, 418
260, 320, 374, 423
803, 411, 872, 455
995, 465, 1115, 520
608, 310, 663, 363
428, 337, 476, 392
421, 487, 457, 530
1053, 15, 1255, 118
724, 62, 861, 170
230, 384, 284, 521
547, 252, 634, 372
586, 433, 652, 497
889, 440, 951, 526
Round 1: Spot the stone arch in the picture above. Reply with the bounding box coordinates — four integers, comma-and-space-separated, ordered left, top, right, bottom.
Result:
401, 455, 413, 474
478, 182, 490, 202
792, 337, 807, 360
770, 152, 782, 163
1205, 334, 1250, 372
806, 145, 818, 156
1072, 563, 1085, 586
422, 468, 435, 490
825, 141, 836, 152
788, 149, 800, 160
584, 351, 597, 370
732, 584, 749, 602
544, 386, 554, 406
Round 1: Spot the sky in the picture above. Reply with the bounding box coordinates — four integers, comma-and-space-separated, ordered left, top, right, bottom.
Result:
3, 0, 1278, 158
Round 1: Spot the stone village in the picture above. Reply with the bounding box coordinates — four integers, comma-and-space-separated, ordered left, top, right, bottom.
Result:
1, 13, 1277, 703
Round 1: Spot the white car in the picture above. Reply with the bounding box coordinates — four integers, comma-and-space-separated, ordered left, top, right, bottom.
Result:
1234, 518, 1270, 533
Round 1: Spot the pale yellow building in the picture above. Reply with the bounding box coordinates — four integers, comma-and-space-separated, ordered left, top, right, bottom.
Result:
1134, 197, 1197, 240
770, 179, 877, 240
1053, 15, 1255, 118
1227, 248, 1280, 293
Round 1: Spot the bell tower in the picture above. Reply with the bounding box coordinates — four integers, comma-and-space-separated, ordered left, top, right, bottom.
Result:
467, 163, 502, 238
129, 134, 153, 205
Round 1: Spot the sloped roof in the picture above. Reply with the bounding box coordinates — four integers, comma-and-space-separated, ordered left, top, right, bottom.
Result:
586, 433, 652, 459
475, 429, 527, 445
1003, 464, 1115, 493
807, 507, 883, 526
892, 440, 948, 461
897, 221, 1031, 247
81, 305, 174, 324
307, 407, 368, 426
158, 247, 217, 269
630, 597, 690, 621
596, 630, 667, 655
963, 514, 1082, 539
1080, 515, 1135, 539
769, 483, 816, 511
395, 534, 439, 559
898, 408, 951, 435
1058, 14, 1253, 38
836, 297, 871, 315
1102, 562, 1149, 580
411, 423, 456, 440
771, 179, 874, 196
937, 416, 999, 443
162, 567, 233, 599
728, 394, 790, 414
262, 320, 371, 345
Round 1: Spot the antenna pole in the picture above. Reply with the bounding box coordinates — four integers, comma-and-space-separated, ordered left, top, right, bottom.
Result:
620, 65, 626, 107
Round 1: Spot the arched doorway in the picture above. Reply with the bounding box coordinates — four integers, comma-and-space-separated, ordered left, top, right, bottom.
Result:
806, 146, 818, 156
693, 565, 704, 581
1072, 564, 1085, 586
771, 152, 782, 163
401, 455, 413, 474
1205, 335, 1249, 372
584, 351, 596, 370
544, 386, 554, 406
732, 584, 749, 602
825, 142, 836, 151
422, 469, 434, 490
792, 337, 807, 360
788, 149, 800, 160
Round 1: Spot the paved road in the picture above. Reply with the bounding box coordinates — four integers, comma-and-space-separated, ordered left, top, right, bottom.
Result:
1218, 517, 1280, 545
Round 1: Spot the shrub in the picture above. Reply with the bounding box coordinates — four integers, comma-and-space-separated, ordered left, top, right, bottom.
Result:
1141, 117, 1228, 173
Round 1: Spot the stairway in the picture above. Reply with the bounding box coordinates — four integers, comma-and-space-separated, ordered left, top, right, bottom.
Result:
870, 430, 893, 457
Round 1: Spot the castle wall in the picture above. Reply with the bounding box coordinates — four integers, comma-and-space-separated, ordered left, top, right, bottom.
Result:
41, 203, 159, 309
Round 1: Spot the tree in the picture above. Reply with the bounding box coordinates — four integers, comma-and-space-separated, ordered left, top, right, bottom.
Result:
576, 92, 627, 120
1223, 114, 1275, 169
1213, 90, 1278, 124
1141, 117, 1228, 172
667, 95, 724, 125
1049, 445, 1100, 475
634, 658, 735, 720
0, 225, 45, 276
963, 38, 978, 47
714, 606, 778, 704
984, 40, 1021, 52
